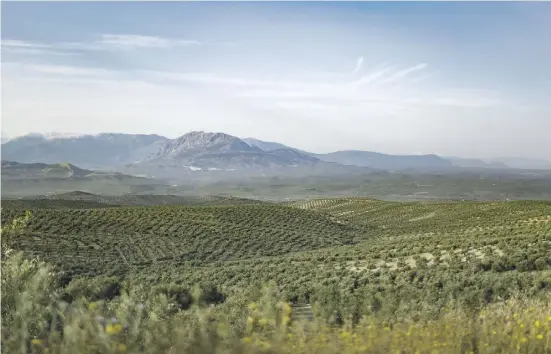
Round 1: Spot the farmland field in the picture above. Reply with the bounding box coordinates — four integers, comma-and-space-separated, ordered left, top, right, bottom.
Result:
2, 195, 551, 353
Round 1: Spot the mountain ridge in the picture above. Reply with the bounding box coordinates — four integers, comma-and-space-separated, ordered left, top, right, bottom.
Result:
139, 131, 320, 170
3, 132, 550, 171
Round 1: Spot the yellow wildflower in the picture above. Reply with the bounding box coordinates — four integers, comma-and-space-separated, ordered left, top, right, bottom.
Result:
88, 302, 97, 310
258, 318, 269, 326
340, 331, 352, 339
520, 337, 527, 343
283, 315, 291, 325
106, 323, 123, 335
31, 338, 43, 346
242, 337, 253, 344
117, 344, 127, 352
247, 303, 258, 311
281, 302, 292, 314
536, 334, 544, 340
535, 320, 541, 328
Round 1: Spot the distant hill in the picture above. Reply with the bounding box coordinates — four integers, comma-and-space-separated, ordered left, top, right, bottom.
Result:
245, 138, 455, 171
311, 150, 453, 171
1, 133, 168, 169
1, 160, 93, 179
0, 160, 170, 197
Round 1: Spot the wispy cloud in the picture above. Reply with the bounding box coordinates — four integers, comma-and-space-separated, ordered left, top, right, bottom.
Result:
382, 63, 428, 83
2, 34, 202, 57
2, 60, 504, 112
3, 62, 114, 78
353, 56, 364, 73
1, 39, 77, 56
97, 34, 201, 50
146, 62, 449, 109
2, 39, 51, 49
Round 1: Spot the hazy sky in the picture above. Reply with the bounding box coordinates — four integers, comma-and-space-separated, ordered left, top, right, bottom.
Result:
2, 2, 550, 158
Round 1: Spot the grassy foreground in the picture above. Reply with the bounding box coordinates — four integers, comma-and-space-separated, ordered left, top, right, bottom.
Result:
2, 249, 551, 354
2, 199, 551, 353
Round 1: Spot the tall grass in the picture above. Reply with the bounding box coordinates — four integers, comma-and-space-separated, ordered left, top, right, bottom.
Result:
2, 248, 551, 354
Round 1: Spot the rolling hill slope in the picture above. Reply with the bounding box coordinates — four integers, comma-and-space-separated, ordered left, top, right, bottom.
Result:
1, 204, 363, 276
2, 196, 550, 326
1, 161, 171, 197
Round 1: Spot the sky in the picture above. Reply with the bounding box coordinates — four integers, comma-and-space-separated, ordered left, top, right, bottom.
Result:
2, 2, 550, 159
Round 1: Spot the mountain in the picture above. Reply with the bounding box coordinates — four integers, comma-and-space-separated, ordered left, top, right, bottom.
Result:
243, 138, 290, 151
1, 133, 169, 169
245, 138, 456, 171
139, 131, 320, 170
241, 137, 305, 153
4, 132, 546, 174
312, 150, 453, 171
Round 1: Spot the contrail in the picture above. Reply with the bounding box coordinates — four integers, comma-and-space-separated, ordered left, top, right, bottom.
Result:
353, 57, 364, 73
383, 63, 428, 83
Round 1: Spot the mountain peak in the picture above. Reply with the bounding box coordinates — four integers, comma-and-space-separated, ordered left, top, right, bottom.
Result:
149, 131, 258, 163
174, 131, 239, 145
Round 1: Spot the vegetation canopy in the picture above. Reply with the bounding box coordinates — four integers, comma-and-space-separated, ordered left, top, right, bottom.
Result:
1, 197, 551, 353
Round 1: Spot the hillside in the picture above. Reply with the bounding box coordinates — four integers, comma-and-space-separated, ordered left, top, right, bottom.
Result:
1, 161, 170, 197
139, 131, 320, 170
314, 150, 453, 171
1, 192, 266, 208
1, 204, 363, 276
2, 196, 551, 353
1, 133, 168, 169
1, 160, 93, 179
2, 198, 549, 292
